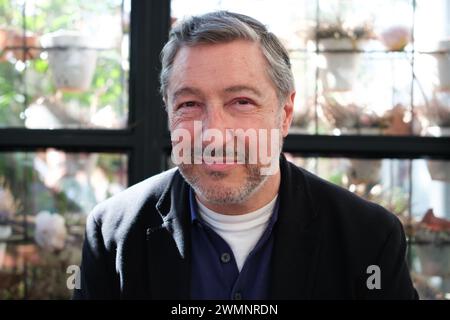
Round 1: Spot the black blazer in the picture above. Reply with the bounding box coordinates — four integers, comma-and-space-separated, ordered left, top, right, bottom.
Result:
73, 155, 418, 300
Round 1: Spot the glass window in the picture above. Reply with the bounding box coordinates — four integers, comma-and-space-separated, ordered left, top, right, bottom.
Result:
0, 150, 127, 299
286, 153, 450, 299
0, 0, 130, 129
171, 0, 450, 136
413, 0, 450, 138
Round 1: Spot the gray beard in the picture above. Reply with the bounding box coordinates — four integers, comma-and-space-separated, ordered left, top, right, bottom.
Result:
178, 163, 269, 205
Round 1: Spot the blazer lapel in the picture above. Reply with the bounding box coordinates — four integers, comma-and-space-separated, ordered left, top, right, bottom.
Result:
146, 171, 191, 299
270, 155, 322, 299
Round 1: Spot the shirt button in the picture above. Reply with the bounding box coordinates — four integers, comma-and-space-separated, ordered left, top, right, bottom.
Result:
233, 292, 242, 300
220, 252, 231, 263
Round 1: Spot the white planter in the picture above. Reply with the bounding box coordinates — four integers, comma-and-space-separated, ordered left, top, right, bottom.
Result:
348, 159, 382, 184
425, 127, 450, 182
416, 244, 450, 277
0, 225, 12, 269
432, 39, 450, 91
0, 225, 12, 239
336, 127, 382, 135
40, 30, 98, 92
358, 127, 383, 135
427, 159, 450, 182
319, 39, 364, 92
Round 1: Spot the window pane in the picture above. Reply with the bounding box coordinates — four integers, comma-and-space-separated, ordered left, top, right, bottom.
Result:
286, 155, 412, 220
290, 52, 317, 134
414, 52, 450, 137
169, 0, 450, 137
0, 0, 130, 129
0, 150, 128, 299
316, 52, 413, 135
171, 0, 316, 51
410, 159, 450, 299
286, 153, 450, 299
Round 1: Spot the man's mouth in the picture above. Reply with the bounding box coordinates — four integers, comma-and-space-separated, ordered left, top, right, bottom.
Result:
202, 162, 239, 171
201, 157, 241, 171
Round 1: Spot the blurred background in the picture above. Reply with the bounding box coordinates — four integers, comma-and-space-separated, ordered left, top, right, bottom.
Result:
0, 0, 449, 299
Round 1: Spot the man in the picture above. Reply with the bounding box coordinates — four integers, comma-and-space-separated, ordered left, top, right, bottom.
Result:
74, 11, 418, 300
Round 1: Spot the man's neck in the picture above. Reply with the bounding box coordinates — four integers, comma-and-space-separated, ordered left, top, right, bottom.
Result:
196, 169, 281, 215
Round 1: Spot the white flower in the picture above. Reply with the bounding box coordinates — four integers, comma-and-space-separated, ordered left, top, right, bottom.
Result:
34, 211, 67, 252
380, 25, 411, 51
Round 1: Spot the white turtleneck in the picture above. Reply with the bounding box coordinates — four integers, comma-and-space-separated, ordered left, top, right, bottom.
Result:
195, 195, 278, 272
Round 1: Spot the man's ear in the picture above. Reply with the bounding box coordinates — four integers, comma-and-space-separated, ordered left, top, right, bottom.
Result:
281, 91, 295, 137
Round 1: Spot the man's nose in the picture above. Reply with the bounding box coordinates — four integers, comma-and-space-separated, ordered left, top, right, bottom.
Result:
203, 106, 227, 129
202, 106, 234, 144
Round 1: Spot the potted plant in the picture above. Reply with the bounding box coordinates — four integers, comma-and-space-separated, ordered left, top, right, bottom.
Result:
310, 20, 375, 91
290, 103, 314, 134
319, 93, 390, 135
0, 27, 39, 62
10, 30, 40, 61
346, 158, 382, 196
40, 30, 98, 92
383, 104, 414, 136
419, 93, 450, 181
426, 158, 450, 182
413, 209, 450, 278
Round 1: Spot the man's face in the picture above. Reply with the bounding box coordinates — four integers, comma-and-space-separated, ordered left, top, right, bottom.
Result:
166, 40, 294, 205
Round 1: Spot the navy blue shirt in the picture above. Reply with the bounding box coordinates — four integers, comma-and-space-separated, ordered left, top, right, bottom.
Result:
190, 188, 279, 300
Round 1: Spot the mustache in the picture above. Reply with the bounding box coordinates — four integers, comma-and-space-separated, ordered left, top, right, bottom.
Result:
191, 143, 250, 163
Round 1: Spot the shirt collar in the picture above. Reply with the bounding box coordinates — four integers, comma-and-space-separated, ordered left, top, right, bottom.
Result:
189, 187, 279, 226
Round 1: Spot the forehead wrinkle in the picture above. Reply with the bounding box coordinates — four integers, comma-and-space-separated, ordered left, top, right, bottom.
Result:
223, 85, 263, 98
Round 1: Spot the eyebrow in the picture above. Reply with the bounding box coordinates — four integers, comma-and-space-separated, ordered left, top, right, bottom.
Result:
172, 85, 263, 101
172, 87, 203, 101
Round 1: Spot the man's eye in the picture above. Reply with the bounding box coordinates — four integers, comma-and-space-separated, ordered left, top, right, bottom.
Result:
179, 101, 198, 109
234, 99, 253, 106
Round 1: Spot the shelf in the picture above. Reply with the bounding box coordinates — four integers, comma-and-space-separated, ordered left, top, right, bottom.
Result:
409, 240, 450, 246
287, 48, 450, 54
282, 134, 450, 159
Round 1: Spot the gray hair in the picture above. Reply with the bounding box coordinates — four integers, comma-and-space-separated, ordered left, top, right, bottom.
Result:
159, 11, 295, 104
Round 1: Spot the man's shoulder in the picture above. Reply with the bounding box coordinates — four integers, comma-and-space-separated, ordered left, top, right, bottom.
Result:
290, 163, 405, 271
287, 162, 415, 299
88, 168, 178, 229
292, 163, 400, 234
